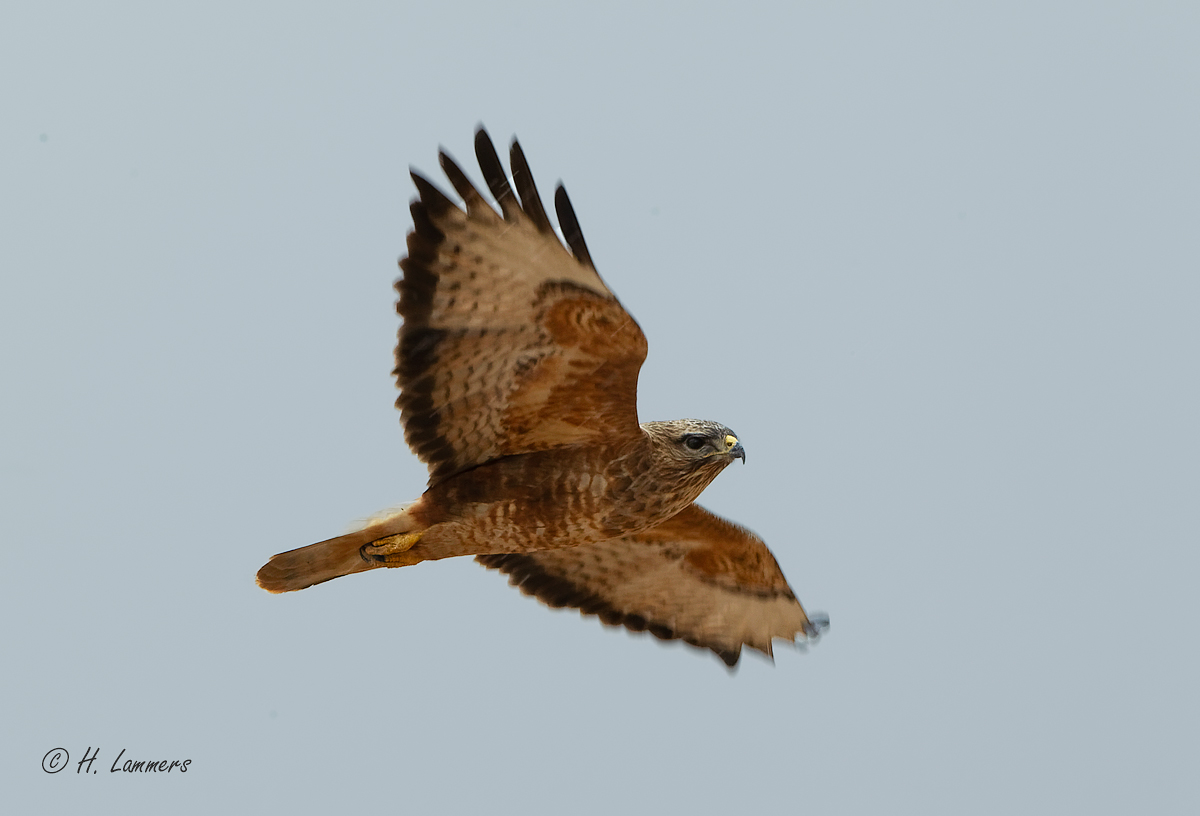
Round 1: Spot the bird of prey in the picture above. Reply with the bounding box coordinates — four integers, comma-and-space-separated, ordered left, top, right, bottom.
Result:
256, 127, 827, 667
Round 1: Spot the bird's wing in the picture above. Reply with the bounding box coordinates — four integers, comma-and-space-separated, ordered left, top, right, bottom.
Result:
477, 503, 828, 667
398, 128, 647, 485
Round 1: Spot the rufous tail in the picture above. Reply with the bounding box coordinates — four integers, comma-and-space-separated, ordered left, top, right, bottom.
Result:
256, 507, 421, 593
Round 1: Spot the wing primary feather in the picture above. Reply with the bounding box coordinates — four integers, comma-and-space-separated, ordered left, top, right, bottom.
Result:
554, 185, 594, 268
509, 139, 554, 234
438, 149, 499, 221
805, 613, 831, 639
474, 128, 520, 221
409, 171, 458, 218
405, 201, 444, 250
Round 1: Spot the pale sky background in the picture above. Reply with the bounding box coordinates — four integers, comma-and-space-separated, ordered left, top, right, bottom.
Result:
3, 2, 1198, 813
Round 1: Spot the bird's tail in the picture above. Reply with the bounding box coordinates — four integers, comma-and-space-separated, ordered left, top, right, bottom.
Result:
256, 505, 422, 593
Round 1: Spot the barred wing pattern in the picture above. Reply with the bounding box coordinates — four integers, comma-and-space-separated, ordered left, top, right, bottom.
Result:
478, 504, 828, 667
397, 130, 648, 486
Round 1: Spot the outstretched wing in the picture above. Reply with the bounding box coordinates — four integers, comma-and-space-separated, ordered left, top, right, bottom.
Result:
477, 504, 828, 667
398, 128, 648, 485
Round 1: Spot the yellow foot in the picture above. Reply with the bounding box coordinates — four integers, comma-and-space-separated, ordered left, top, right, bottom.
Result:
360, 531, 424, 567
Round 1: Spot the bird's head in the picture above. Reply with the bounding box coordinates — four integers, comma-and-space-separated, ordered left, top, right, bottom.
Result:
642, 418, 746, 475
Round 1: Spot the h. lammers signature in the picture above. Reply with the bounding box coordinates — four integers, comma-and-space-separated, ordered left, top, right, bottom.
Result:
42, 747, 192, 774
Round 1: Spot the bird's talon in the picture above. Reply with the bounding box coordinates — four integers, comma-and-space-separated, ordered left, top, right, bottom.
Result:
361, 531, 423, 563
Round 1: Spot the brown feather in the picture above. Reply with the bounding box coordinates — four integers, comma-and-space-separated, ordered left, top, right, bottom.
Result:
256, 506, 425, 592
255, 531, 377, 593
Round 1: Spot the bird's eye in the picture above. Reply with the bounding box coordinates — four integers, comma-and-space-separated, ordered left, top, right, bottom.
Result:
683, 435, 706, 451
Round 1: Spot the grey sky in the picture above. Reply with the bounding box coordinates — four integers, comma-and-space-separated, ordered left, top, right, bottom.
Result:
3, 2, 1198, 813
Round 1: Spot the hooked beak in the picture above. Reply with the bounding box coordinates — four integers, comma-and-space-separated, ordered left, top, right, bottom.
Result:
724, 434, 746, 464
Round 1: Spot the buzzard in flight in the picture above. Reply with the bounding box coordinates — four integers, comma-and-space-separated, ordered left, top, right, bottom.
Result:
256, 128, 827, 667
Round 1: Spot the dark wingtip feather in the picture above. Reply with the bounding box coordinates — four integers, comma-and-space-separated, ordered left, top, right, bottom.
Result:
474, 127, 519, 220
805, 612, 831, 639
406, 201, 444, 254
509, 139, 553, 234
409, 170, 457, 217
439, 149, 494, 217
555, 184, 594, 268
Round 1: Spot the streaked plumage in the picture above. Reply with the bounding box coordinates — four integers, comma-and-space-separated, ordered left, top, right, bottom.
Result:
256, 127, 827, 667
